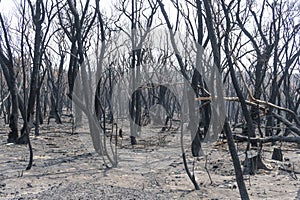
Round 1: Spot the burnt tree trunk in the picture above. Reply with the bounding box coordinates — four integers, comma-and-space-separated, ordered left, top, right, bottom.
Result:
47, 57, 62, 124
224, 120, 249, 200
19, 0, 45, 144
0, 14, 19, 143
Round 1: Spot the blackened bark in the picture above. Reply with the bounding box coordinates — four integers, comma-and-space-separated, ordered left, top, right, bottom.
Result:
46, 57, 62, 124
56, 54, 65, 114
224, 120, 249, 200
222, 1, 256, 145
202, 0, 221, 68
19, 0, 45, 144
0, 14, 19, 143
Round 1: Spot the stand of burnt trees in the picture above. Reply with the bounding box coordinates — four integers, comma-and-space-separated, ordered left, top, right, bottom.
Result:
0, 0, 299, 198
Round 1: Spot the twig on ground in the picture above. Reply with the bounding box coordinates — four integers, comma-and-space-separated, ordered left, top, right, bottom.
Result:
204, 155, 213, 185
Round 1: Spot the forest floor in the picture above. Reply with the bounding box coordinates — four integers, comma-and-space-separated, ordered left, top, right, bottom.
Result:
0, 115, 299, 200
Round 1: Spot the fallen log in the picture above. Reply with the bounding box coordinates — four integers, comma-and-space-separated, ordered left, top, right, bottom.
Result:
279, 167, 300, 175
271, 112, 300, 136
233, 134, 300, 145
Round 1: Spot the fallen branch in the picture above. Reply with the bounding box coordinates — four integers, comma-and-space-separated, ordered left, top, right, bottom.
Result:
195, 96, 298, 122
233, 134, 300, 145
195, 96, 300, 136
279, 167, 300, 175
195, 96, 263, 110
271, 112, 300, 136
232, 54, 300, 127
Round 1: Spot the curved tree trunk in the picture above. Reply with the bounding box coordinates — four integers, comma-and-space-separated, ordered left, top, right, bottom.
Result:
0, 14, 19, 143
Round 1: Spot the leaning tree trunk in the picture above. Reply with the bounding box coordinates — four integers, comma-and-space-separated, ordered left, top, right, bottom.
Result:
224, 120, 250, 200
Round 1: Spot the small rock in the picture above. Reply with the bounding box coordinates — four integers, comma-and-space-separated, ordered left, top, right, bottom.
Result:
169, 163, 177, 168
284, 157, 290, 161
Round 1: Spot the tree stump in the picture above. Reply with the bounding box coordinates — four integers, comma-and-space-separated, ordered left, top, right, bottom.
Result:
130, 136, 137, 145
271, 147, 283, 161
243, 149, 271, 175
243, 149, 258, 175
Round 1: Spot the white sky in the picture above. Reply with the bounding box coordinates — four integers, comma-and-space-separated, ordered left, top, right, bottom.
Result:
0, 0, 17, 15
